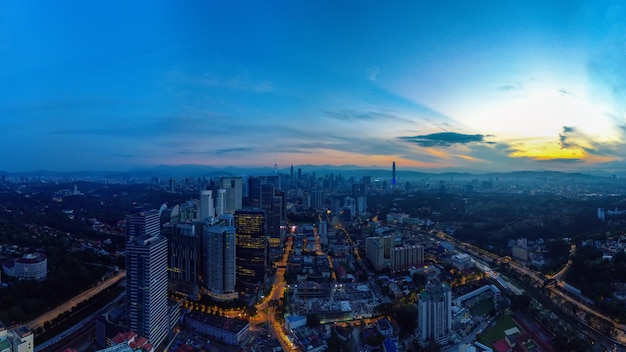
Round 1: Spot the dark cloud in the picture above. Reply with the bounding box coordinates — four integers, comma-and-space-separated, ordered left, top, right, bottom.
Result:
536, 158, 582, 163
399, 132, 486, 147
324, 110, 413, 124
215, 147, 253, 155
559, 126, 577, 149
178, 147, 253, 155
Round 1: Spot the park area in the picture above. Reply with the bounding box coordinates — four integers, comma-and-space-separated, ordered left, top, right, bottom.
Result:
477, 314, 518, 348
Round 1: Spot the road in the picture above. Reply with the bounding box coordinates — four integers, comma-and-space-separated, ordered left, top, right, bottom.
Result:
254, 237, 298, 351
26, 270, 125, 330
429, 228, 626, 346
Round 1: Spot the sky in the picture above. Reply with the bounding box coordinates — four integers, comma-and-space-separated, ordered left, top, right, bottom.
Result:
1, 1, 625, 173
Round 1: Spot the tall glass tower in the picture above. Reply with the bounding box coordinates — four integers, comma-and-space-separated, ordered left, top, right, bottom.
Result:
234, 209, 267, 294
125, 210, 169, 349
203, 225, 237, 301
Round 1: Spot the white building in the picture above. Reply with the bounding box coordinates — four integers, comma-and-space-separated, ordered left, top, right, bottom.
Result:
125, 210, 169, 350
2, 253, 47, 281
199, 190, 214, 219
451, 253, 473, 270
418, 283, 452, 345
0, 325, 34, 352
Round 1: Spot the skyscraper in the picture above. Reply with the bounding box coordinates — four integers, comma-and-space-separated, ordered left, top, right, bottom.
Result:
216, 189, 226, 216
203, 225, 237, 301
168, 223, 201, 300
234, 209, 267, 294
126, 209, 160, 239
392, 161, 396, 186
199, 190, 214, 219
126, 226, 169, 349
219, 177, 243, 213
418, 283, 452, 345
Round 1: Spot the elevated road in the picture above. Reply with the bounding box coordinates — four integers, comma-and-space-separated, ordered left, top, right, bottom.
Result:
26, 270, 125, 331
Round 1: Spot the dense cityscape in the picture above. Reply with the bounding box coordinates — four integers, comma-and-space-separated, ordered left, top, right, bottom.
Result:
1, 164, 626, 352
3, 2, 626, 352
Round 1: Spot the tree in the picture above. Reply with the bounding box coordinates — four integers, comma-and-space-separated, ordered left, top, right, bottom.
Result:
393, 304, 418, 336
306, 313, 321, 327
412, 272, 428, 286
510, 294, 531, 311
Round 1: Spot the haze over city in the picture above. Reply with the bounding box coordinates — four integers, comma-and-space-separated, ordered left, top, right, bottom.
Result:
1, 1, 625, 173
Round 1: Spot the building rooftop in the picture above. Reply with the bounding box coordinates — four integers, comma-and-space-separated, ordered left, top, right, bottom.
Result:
186, 311, 249, 334
0, 339, 11, 351
15, 326, 32, 338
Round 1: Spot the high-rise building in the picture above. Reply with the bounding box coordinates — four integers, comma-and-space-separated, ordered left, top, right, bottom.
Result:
365, 237, 385, 271
219, 177, 243, 214
344, 196, 356, 220
126, 209, 160, 239
357, 196, 367, 216
168, 223, 202, 300
126, 210, 169, 349
216, 189, 226, 216
203, 225, 237, 301
392, 161, 396, 186
311, 190, 326, 209
390, 245, 424, 272
235, 209, 267, 294
199, 190, 214, 219
418, 283, 452, 345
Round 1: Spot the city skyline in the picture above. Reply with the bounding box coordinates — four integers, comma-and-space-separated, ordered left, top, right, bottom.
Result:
2, 1, 625, 173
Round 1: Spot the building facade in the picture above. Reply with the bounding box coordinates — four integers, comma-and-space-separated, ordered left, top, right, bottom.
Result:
203, 225, 237, 301
184, 311, 249, 346
418, 283, 452, 345
168, 223, 201, 300
2, 253, 47, 281
390, 245, 424, 272
126, 211, 169, 349
0, 325, 34, 352
234, 209, 267, 294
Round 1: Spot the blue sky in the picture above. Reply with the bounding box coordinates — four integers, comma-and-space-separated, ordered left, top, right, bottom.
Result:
1, 1, 625, 173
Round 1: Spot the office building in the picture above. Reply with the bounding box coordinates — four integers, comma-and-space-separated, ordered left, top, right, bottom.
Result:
126, 214, 169, 349
343, 197, 356, 220
168, 223, 201, 301
311, 190, 325, 209
357, 196, 367, 216
215, 189, 226, 216
219, 177, 243, 214
199, 190, 214, 219
392, 161, 396, 186
126, 209, 160, 239
234, 209, 267, 294
418, 283, 452, 345
390, 245, 424, 272
203, 225, 237, 301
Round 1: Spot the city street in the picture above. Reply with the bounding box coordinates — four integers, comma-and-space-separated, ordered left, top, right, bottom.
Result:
254, 237, 297, 351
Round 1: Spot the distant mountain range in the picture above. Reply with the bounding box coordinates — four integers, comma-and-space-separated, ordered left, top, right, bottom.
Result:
0, 164, 622, 180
